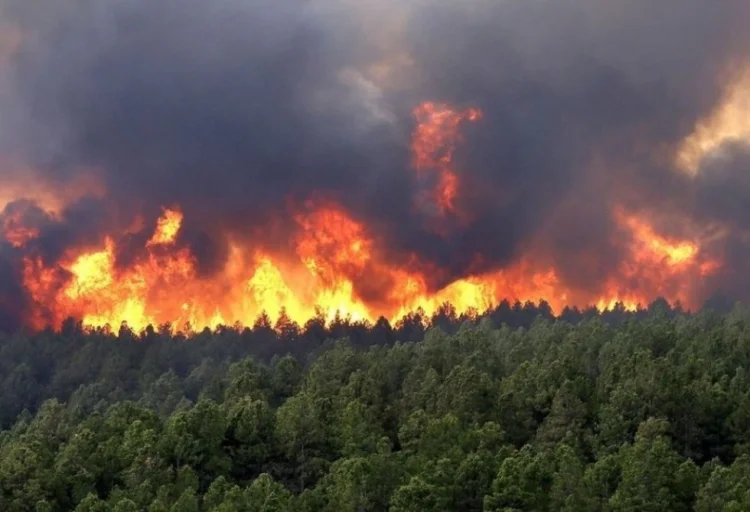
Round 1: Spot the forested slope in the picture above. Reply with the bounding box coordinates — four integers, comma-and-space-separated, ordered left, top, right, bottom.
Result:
3, 301, 750, 510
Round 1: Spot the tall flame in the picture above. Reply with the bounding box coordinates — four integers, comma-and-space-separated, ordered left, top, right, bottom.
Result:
3, 101, 724, 332
411, 102, 482, 216
147, 208, 184, 246
14, 202, 717, 332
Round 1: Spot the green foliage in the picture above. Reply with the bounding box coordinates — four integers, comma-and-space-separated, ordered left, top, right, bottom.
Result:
2, 303, 750, 509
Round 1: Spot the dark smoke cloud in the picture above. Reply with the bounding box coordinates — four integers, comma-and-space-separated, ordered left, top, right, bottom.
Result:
687, 143, 750, 300
0, 243, 27, 332
1, 0, 750, 328
399, 0, 750, 290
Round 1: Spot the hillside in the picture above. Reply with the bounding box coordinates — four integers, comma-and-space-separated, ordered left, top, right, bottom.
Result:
2, 303, 750, 510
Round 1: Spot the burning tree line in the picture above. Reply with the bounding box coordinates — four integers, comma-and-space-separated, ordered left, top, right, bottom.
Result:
2, 0, 750, 333
0, 100, 729, 334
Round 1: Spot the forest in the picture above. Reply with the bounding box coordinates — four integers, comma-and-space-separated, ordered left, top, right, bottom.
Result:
2, 298, 750, 511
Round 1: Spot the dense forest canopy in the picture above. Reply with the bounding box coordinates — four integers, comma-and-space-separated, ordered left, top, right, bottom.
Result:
3, 299, 750, 510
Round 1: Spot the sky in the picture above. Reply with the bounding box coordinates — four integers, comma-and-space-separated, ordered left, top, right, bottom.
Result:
1, 0, 750, 328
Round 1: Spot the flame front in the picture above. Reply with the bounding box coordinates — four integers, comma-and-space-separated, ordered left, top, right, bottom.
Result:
2, 101, 724, 331
13, 201, 717, 332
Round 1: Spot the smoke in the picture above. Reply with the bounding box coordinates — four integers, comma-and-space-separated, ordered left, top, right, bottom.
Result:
1, 0, 750, 329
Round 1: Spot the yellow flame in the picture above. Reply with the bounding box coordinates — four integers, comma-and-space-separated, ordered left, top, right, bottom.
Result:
147, 208, 183, 246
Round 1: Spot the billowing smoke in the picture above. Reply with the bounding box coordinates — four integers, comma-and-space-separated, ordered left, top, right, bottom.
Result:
1, 0, 750, 330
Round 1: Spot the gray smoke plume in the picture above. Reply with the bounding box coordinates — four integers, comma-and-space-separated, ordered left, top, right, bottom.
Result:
0, 0, 750, 329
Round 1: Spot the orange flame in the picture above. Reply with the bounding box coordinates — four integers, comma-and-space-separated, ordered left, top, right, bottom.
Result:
592, 209, 718, 311
0, 163, 104, 215
411, 102, 482, 216
16, 201, 716, 332
147, 208, 183, 246
294, 204, 373, 279
4, 101, 726, 332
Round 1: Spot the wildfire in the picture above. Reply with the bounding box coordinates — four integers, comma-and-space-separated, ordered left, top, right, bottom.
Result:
618, 211, 698, 267
592, 210, 717, 311
12, 200, 716, 332
294, 204, 373, 278
0, 101, 725, 332
0, 164, 104, 215
147, 208, 183, 246
411, 102, 482, 217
